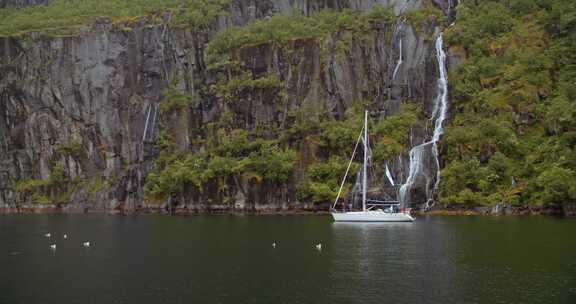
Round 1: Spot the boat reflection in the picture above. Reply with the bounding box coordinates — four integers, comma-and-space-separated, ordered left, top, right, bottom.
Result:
332, 221, 415, 229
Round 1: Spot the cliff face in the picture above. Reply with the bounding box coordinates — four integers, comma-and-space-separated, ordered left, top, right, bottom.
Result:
0, 0, 453, 212
0, 0, 50, 8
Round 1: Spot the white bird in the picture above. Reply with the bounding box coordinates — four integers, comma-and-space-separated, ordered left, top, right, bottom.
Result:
45, 233, 51, 238
50, 244, 56, 250
63, 234, 67, 239
315, 243, 322, 250
83, 242, 90, 247
272, 242, 276, 248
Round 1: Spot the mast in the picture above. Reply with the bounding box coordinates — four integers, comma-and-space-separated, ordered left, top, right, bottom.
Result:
362, 110, 368, 212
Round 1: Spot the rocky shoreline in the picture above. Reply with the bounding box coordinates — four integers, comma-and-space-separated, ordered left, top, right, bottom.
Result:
424, 204, 576, 217
1, 203, 575, 217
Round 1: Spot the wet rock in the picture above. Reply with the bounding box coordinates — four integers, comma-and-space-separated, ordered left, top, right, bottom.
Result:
562, 203, 576, 217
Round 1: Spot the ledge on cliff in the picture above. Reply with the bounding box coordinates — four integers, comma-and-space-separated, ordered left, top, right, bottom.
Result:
0, 0, 230, 37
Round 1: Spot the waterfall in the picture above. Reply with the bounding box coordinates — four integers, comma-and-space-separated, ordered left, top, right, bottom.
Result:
392, 21, 405, 81
149, 104, 158, 141
399, 144, 427, 205
142, 104, 152, 143
431, 35, 449, 143
142, 104, 158, 144
431, 34, 449, 192
141, 103, 159, 161
399, 34, 449, 207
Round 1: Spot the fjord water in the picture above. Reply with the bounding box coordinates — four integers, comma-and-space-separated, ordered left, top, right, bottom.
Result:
0, 215, 575, 304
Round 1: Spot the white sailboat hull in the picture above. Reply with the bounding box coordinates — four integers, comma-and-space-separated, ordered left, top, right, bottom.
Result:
331, 211, 414, 222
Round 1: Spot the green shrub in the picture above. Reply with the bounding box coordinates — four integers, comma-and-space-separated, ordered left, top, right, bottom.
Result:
529, 166, 576, 205
372, 103, 420, 161
32, 194, 51, 205
297, 156, 359, 204
49, 163, 68, 185
159, 86, 191, 113
211, 74, 283, 103
16, 179, 50, 193
55, 141, 83, 157
88, 175, 109, 194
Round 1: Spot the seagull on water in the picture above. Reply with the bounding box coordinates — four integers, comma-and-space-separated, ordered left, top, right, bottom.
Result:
83, 242, 90, 247
45, 233, 51, 238
63, 234, 67, 239
315, 243, 322, 250
50, 244, 56, 250
272, 242, 276, 248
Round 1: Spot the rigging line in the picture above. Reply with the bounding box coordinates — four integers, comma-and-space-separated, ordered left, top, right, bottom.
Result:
332, 126, 364, 210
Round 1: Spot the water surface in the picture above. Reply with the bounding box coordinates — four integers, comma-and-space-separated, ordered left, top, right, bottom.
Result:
0, 214, 574, 303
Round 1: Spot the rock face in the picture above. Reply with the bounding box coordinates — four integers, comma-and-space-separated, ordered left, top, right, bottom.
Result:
0, 0, 448, 212
0, 0, 51, 8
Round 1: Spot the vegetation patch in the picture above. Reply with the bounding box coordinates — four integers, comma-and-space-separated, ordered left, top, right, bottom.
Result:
86, 174, 110, 195
159, 86, 192, 114
441, 0, 576, 207
0, 0, 230, 37
144, 129, 296, 198
372, 103, 421, 161
211, 73, 284, 104
296, 156, 359, 204
405, 2, 446, 34
55, 140, 83, 157
206, 6, 396, 64
15, 163, 74, 204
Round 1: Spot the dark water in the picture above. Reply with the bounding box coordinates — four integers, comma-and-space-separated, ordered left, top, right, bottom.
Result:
0, 215, 575, 304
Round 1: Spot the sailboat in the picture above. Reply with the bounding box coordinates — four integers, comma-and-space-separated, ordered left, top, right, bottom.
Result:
331, 111, 415, 222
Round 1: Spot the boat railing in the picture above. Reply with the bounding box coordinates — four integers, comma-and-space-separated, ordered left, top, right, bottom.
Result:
332, 199, 402, 212
366, 199, 400, 205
